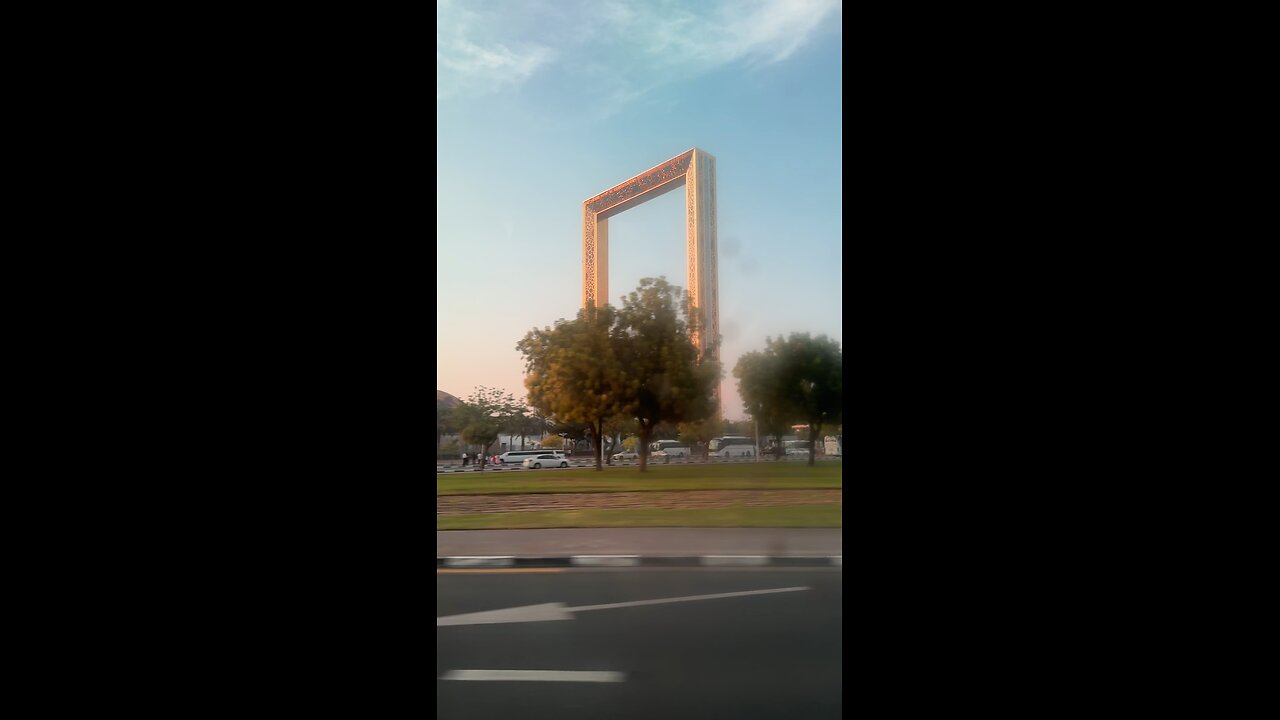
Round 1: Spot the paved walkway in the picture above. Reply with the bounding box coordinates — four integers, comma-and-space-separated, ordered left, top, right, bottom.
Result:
436, 527, 842, 558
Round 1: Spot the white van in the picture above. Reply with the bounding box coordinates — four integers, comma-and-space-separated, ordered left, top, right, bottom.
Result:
496, 449, 563, 465
649, 440, 690, 457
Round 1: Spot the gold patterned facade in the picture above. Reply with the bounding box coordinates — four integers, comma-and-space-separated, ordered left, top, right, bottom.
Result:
582, 148, 719, 368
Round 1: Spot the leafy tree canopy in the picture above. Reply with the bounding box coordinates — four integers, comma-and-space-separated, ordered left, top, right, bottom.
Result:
517, 305, 629, 470
734, 349, 795, 458
454, 386, 520, 470
517, 277, 721, 472
734, 333, 842, 466
613, 277, 721, 471
678, 414, 721, 460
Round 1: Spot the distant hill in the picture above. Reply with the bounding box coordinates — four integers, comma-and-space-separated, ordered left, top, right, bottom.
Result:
437, 390, 462, 408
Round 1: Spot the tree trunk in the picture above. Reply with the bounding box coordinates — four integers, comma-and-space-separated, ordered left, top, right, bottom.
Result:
593, 420, 604, 471
638, 421, 653, 472
808, 423, 820, 467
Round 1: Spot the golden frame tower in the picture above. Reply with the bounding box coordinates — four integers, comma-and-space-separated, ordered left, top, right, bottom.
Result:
582, 148, 719, 362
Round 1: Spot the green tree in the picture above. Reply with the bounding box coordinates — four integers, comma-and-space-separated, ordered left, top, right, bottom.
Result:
782, 333, 842, 465
454, 386, 520, 471
438, 438, 460, 459
614, 277, 721, 472
530, 409, 555, 444
734, 333, 842, 467
622, 435, 639, 452
650, 420, 680, 441
539, 434, 564, 450
600, 416, 634, 462
734, 349, 796, 460
517, 306, 629, 471
436, 402, 458, 452
505, 402, 547, 451
678, 415, 720, 460
518, 277, 720, 472
541, 420, 593, 456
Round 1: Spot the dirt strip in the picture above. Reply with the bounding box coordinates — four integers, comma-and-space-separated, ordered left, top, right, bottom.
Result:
436, 489, 842, 515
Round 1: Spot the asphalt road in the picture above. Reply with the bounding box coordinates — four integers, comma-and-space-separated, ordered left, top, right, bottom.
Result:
437, 567, 843, 719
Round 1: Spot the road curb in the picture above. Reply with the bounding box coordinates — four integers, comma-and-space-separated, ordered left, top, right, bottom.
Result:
438, 555, 842, 568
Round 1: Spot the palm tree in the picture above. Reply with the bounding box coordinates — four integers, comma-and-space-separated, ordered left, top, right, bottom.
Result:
530, 409, 556, 447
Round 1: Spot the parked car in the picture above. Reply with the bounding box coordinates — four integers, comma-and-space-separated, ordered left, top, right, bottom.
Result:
611, 450, 639, 461
522, 454, 569, 469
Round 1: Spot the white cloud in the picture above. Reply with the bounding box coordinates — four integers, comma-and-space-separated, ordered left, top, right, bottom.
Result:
437, 0, 839, 104
591, 0, 839, 69
437, 39, 553, 88
436, 1, 556, 100
721, 0, 839, 64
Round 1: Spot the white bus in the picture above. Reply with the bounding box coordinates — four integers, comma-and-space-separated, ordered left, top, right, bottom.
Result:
495, 449, 564, 465
784, 440, 811, 457
708, 436, 756, 457
648, 440, 691, 457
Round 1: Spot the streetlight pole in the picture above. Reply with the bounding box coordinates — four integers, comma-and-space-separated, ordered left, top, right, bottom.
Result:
754, 417, 759, 463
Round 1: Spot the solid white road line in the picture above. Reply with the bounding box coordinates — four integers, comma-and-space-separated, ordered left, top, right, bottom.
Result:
567, 585, 809, 613
440, 670, 625, 683
437, 586, 812, 626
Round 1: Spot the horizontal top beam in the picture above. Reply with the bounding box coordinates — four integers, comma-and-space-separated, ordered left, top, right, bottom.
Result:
583, 148, 703, 216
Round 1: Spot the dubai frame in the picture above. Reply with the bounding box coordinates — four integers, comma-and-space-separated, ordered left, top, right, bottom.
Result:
582, 148, 719, 366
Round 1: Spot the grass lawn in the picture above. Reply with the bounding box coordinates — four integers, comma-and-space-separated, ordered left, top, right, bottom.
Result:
437, 460, 841, 495
436, 504, 842, 530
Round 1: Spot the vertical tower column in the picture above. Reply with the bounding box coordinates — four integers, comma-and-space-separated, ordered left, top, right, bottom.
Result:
686, 149, 718, 366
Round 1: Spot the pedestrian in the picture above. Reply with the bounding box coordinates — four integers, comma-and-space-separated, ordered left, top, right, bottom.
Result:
461, 451, 468, 467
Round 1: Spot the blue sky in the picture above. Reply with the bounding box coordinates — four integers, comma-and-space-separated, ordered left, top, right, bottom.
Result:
437, 0, 842, 421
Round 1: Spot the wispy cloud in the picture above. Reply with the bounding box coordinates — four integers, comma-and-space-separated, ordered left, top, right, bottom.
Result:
436, 39, 554, 100
436, 0, 556, 100
437, 0, 840, 106
721, 0, 840, 64
623, 0, 838, 69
